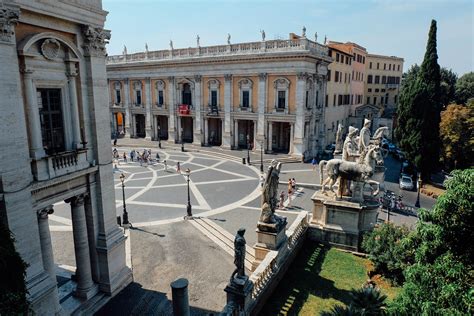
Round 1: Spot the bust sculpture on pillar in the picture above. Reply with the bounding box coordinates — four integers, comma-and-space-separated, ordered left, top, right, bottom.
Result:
258, 160, 287, 232
358, 119, 371, 154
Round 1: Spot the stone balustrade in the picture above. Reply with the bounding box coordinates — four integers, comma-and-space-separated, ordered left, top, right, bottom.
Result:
31, 149, 90, 181
222, 211, 308, 315
107, 39, 328, 65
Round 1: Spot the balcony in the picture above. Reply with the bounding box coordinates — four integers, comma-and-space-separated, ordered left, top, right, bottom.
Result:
31, 150, 90, 181
385, 83, 399, 90
177, 104, 192, 115
207, 105, 219, 116
238, 105, 252, 112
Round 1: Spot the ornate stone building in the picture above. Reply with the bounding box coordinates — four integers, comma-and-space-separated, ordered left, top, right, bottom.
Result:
106, 33, 331, 158
0, 1, 132, 314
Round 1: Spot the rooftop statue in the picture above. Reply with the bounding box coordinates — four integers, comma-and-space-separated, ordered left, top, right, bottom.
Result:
227, 33, 231, 45
261, 29, 266, 41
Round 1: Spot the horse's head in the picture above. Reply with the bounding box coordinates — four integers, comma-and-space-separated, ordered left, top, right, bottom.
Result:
367, 145, 384, 166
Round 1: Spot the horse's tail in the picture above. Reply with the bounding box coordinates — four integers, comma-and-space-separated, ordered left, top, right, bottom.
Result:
319, 160, 328, 184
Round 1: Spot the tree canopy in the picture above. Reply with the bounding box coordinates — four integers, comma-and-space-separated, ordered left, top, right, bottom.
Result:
455, 71, 474, 105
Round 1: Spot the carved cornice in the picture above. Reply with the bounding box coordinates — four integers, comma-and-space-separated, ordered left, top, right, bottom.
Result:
82, 25, 111, 57
0, 5, 19, 44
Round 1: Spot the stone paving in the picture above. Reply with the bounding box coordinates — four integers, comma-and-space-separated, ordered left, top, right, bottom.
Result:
47, 139, 437, 314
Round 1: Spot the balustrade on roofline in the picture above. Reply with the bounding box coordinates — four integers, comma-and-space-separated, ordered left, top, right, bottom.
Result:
107, 39, 328, 64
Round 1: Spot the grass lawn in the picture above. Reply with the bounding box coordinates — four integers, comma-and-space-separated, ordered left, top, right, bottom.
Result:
260, 240, 401, 315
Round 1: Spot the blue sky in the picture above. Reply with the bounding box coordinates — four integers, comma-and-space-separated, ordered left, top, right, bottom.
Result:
103, 0, 473, 75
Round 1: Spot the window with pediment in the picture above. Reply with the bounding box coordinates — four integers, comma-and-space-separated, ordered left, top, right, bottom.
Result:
207, 79, 220, 108
238, 78, 253, 109
155, 80, 166, 107
113, 81, 122, 105
273, 78, 290, 111
133, 81, 143, 106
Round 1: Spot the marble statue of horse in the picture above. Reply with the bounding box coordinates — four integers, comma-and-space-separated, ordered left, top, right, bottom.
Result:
319, 144, 384, 195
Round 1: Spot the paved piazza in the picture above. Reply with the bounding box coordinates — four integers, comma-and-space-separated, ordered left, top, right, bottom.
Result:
49, 148, 263, 230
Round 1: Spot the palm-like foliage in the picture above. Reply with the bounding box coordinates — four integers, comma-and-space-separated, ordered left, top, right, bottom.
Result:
321, 287, 387, 316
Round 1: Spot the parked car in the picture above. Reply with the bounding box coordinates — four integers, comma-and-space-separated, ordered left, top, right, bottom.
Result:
388, 144, 397, 153
400, 160, 416, 179
399, 175, 414, 191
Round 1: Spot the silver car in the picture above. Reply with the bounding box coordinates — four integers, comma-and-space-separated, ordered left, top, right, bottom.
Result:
399, 175, 414, 191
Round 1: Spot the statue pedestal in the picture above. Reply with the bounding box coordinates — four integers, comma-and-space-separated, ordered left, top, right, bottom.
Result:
252, 222, 287, 270
373, 165, 386, 193
309, 191, 378, 252
224, 276, 254, 313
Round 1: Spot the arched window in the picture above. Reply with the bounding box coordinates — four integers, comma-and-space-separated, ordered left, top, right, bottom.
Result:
182, 83, 192, 105
155, 80, 165, 107
133, 81, 142, 106
207, 79, 221, 108
238, 78, 253, 110
114, 81, 122, 105
273, 78, 290, 112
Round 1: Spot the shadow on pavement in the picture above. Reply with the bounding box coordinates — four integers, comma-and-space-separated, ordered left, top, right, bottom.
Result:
130, 226, 166, 238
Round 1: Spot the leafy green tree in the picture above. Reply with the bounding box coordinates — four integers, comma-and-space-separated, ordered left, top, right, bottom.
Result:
396, 20, 442, 180
0, 219, 29, 315
362, 223, 410, 284
390, 169, 474, 315
440, 104, 474, 170
440, 68, 457, 106
455, 72, 474, 105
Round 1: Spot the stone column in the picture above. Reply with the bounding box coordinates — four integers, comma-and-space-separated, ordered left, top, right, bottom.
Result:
131, 114, 136, 138
145, 77, 152, 139
176, 116, 181, 143
204, 118, 209, 146
256, 73, 267, 148
124, 79, 131, 137
167, 76, 176, 142
37, 206, 56, 281
253, 120, 257, 150
67, 194, 94, 298
22, 69, 46, 159
234, 119, 239, 148
222, 74, 232, 149
293, 72, 307, 158
290, 123, 295, 154
66, 64, 82, 149
193, 75, 202, 145
267, 121, 273, 152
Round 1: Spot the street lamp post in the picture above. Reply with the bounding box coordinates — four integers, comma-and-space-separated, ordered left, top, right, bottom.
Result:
181, 126, 185, 152
246, 134, 250, 165
184, 168, 192, 218
415, 172, 421, 208
119, 173, 129, 226
260, 139, 264, 173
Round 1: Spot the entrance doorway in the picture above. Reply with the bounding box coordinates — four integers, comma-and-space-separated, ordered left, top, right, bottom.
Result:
272, 122, 291, 153
237, 120, 254, 149
208, 118, 222, 146
111, 112, 125, 138
180, 116, 193, 143
155, 115, 168, 140
135, 114, 146, 138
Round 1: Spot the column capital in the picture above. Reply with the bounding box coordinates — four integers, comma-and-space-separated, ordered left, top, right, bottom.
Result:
81, 25, 111, 57
258, 73, 267, 81
65, 193, 87, 206
297, 72, 308, 80
124, 78, 129, 84
20, 67, 34, 76
0, 5, 20, 44
67, 70, 78, 78
37, 205, 54, 219
224, 74, 232, 82
194, 75, 202, 82
167, 76, 175, 82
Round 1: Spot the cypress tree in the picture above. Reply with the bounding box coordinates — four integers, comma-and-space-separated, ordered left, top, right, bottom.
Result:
396, 20, 441, 180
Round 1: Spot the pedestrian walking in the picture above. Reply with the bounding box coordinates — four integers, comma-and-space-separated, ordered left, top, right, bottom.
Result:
311, 157, 317, 171
291, 178, 296, 191
164, 160, 167, 171
176, 161, 181, 173
155, 152, 160, 163
123, 152, 127, 163
259, 175, 265, 189
279, 191, 285, 209
113, 133, 117, 146
130, 150, 135, 162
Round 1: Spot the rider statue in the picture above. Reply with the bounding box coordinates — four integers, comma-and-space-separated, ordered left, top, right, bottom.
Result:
340, 126, 360, 196
358, 119, 371, 154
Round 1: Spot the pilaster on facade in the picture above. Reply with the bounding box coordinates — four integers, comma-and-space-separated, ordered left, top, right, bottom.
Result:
145, 77, 152, 139
256, 72, 267, 150
167, 76, 176, 142
193, 74, 202, 145
222, 74, 232, 149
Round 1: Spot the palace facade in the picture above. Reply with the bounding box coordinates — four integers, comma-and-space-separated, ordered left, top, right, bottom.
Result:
0, 0, 132, 314
106, 33, 331, 159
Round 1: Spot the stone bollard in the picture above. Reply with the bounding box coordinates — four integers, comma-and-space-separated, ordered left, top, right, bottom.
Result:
170, 278, 190, 316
